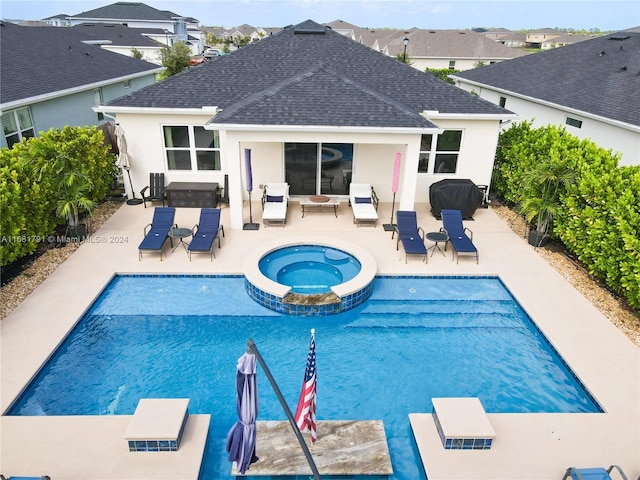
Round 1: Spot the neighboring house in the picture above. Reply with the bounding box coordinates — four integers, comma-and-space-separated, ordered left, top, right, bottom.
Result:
73, 23, 174, 65
525, 29, 597, 49
42, 14, 71, 27
0, 22, 162, 149
324, 20, 528, 71
451, 29, 640, 167
67, 2, 204, 54
97, 20, 516, 230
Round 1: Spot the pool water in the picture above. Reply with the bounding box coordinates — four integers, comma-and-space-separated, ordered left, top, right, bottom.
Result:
7, 275, 600, 480
259, 245, 361, 294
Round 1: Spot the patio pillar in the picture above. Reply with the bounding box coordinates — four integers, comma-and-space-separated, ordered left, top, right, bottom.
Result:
398, 136, 421, 210
221, 131, 245, 230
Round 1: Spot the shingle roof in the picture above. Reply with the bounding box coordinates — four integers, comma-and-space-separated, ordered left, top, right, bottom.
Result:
72, 23, 160, 47
453, 30, 640, 127
107, 20, 509, 128
70, 2, 197, 23
0, 22, 160, 106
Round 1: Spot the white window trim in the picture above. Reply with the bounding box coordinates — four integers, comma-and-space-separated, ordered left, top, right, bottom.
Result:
2, 107, 35, 147
162, 124, 221, 172
418, 129, 464, 175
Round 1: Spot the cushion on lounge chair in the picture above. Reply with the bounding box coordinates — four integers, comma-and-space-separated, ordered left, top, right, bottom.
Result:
349, 183, 378, 226
440, 209, 478, 264
138, 207, 176, 260
395, 211, 427, 263
563, 465, 629, 480
262, 183, 289, 226
188, 208, 224, 261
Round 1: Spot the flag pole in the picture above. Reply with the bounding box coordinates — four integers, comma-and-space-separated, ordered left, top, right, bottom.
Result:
246, 339, 321, 480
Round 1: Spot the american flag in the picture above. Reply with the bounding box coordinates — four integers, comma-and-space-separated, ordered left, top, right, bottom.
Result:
294, 329, 317, 443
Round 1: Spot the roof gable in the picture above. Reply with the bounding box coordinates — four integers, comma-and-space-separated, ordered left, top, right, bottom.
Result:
454, 30, 640, 127
0, 22, 160, 106
107, 20, 509, 128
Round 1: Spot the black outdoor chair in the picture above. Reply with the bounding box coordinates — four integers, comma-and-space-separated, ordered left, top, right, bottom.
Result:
140, 173, 167, 208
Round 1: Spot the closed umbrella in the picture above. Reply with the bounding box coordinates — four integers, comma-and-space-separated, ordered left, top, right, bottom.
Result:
243, 148, 259, 229
226, 351, 259, 474
114, 124, 142, 205
383, 152, 402, 231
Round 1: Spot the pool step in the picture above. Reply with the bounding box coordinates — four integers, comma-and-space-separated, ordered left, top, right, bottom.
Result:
345, 312, 526, 329
361, 299, 518, 315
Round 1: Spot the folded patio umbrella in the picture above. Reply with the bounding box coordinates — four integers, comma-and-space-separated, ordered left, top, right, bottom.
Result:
226, 351, 259, 474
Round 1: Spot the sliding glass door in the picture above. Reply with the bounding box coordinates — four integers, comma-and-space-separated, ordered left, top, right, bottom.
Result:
285, 142, 353, 196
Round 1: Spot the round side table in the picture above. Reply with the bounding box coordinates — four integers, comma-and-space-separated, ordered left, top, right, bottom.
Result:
426, 231, 449, 257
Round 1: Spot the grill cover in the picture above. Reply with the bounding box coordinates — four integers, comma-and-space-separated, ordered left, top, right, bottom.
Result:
429, 179, 483, 219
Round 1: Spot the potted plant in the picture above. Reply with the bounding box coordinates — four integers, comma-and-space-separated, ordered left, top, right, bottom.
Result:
518, 158, 575, 247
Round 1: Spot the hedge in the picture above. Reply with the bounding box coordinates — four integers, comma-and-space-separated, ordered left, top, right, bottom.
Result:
1, 126, 116, 266
494, 121, 640, 311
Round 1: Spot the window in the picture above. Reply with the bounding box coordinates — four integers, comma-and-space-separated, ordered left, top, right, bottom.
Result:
163, 126, 221, 171
124, 80, 131, 88
434, 130, 462, 173
2, 107, 35, 148
417, 134, 433, 173
448, 60, 456, 70
499, 96, 507, 108
417, 130, 462, 174
565, 117, 583, 129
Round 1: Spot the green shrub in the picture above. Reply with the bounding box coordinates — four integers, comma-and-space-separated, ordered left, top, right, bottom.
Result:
1, 126, 116, 266
494, 121, 639, 311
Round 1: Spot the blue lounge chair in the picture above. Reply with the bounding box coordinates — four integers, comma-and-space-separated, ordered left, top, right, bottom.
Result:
440, 209, 478, 264
562, 465, 628, 480
394, 210, 428, 264
188, 208, 224, 261
138, 207, 176, 261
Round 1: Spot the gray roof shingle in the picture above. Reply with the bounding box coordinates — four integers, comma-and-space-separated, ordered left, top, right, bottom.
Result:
453, 30, 640, 127
0, 22, 160, 106
107, 20, 509, 129
70, 2, 197, 24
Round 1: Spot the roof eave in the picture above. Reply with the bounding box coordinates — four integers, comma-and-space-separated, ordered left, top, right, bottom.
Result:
451, 77, 640, 132
1, 69, 163, 111
203, 123, 443, 134
95, 105, 219, 115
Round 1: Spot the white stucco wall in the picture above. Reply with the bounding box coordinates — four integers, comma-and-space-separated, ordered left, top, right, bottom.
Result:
110, 111, 501, 229
455, 81, 639, 167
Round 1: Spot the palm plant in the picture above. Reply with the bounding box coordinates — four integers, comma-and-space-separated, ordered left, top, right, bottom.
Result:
518, 158, 576, 247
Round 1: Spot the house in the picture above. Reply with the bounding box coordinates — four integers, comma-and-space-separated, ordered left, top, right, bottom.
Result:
67, 2, 204, 54
97, 20, 516, 230
42, 14, 72, 27
323, 20, 528, 71
525, 29, 597, 49
0, 22, 162, 149
451, 28, 640, 167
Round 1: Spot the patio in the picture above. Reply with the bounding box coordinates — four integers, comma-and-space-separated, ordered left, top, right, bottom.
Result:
1, 198, 638, 479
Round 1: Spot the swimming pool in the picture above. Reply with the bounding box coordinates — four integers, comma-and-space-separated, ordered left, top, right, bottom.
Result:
7, 275, 600, 479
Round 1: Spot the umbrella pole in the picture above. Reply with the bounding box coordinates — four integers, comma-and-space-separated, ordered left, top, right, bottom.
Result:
125, 169, 143, 205
243, 191, 259, 230
247, 339, 321, 480
383, 192, 396, 232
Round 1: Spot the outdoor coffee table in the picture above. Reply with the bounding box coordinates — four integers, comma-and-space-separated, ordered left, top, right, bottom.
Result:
426, 231, 449, 257
300, 195, 340, 218
168, 227, 192, 253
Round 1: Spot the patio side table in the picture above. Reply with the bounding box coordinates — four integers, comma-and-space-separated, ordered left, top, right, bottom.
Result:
169, 227, 192, 254
426, 231, 449, 257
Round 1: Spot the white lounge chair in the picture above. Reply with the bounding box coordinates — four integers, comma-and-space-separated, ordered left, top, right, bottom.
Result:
261, 183, 289, 226
349, 183, 379, 227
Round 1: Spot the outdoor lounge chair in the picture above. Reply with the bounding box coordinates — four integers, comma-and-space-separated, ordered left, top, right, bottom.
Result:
261, 183, 289, 226
349, 183, 379, 226
138, 206, 176, 260
188, 208, 224, 261
440, 209, 478, 264
140, 172, 167, 208
394, 210, 428, 263
562, 465, 628, 480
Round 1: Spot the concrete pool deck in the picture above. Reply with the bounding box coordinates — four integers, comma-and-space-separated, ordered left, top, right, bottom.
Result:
1, 200, 639, 479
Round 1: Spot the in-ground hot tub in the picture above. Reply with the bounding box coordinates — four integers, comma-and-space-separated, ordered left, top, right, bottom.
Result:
243, 237, 377, 315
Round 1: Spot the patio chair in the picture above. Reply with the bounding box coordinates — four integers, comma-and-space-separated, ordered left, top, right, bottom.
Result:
440, 209, 478, 264
138, 207, 176, 261
562, 465, 628, 480
394, 211, 428, 264
349, 183, 379, 226
188, 208, 224, 261
140, 172, 167, 208
261, 183, 289, 226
